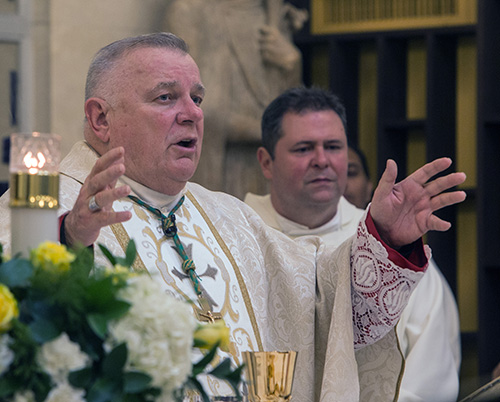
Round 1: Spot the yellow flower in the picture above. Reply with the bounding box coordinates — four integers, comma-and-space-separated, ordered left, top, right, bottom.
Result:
103, 264, 137, 284
194, 320, 230, 352
30, 241, 75, 272
113, 264, 132, 275
0, 284, 19, 332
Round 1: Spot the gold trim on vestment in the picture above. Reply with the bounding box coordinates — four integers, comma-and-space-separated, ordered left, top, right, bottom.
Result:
393, 324, 406, 401
110, 222, 149, 273
186, 190, 264, 352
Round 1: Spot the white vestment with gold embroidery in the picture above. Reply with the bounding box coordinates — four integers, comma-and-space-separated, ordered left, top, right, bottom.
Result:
244, 192, 461, 402
0, 141, 429, 401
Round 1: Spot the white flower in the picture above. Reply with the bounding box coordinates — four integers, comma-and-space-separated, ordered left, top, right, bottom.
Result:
37, 332, 91, 384
106, 275, 197, 398
10, 390, 35, 402
0, 334, 14, 376
44, 381, 86, 402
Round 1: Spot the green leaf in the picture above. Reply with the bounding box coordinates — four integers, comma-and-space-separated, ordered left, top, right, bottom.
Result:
183, 376, 211, 402
208, 358, 232, 378
124, 240, 137, 267
102, 343, 128, 379
28, 372, 52, 401
87, 377, 120, 402
226, 363, 245, 383
192, 343, 219, 376
98, 240, 137, 269
123, 371, 152, 393
86, 277, 116, 305
208, 360, 244, 398
98, 244, 117, 266
0, 258, 33, 287
68, 367, 93, 389
85, 278, 130, 314
101, 299, 131, 320
71, 245, 94, 276
29, 317, 60, 343
87, 299, 130, 339
224, 365, 245, 396
0, 377, 15, 397
87, 313, 109, 339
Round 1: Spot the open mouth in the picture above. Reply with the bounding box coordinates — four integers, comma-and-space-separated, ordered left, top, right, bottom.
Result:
177, 139, 196, 148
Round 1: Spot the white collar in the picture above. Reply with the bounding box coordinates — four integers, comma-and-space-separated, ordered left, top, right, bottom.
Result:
275, 206, 341, 237
120, 175, 185, 213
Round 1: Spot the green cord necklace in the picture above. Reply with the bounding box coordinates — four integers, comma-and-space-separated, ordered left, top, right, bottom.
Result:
128, 194, 222, 323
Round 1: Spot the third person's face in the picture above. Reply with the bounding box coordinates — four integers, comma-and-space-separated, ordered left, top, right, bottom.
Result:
344, 147, 373, 209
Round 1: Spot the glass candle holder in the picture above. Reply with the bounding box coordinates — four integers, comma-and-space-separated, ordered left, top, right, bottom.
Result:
9, 132, 61, 256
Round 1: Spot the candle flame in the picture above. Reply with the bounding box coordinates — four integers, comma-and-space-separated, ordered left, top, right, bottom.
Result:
23, 151, 46, 174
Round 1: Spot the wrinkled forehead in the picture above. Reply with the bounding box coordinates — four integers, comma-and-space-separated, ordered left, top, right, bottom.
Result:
111, 47, 203, 93
120, 46, 199, 73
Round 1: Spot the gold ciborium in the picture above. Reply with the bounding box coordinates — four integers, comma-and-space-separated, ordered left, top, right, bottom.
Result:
242, 351, 297, 402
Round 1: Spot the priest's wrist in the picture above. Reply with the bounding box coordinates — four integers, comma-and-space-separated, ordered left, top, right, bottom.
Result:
59, 212, 93, 251
366, 209, 427, 270
59, 212, 70, 246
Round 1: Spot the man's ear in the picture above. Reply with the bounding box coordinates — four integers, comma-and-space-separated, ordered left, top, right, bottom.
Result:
85, 97, 111, 143
257, 147, 273, 180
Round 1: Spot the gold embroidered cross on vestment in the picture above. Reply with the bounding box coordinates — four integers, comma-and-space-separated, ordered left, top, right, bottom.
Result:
128, 194, 223, 323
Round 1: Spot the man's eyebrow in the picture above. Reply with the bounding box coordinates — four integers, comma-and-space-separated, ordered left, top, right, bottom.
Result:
193, 83, 206, 96
147, 81, 177, 96
292, 139, 344, 146
292, 140, 315, 146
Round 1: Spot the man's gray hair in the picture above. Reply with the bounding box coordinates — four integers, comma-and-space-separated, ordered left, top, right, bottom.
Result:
85, 32, 189, 101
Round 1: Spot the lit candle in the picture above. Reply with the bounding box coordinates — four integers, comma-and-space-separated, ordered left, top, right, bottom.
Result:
9, 132, 61, 257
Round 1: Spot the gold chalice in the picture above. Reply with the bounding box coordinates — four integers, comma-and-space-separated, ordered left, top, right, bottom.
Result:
242, 351, 297, 402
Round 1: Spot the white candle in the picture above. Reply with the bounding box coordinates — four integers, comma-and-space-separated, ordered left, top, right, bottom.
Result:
11, 209, 58, 257
9, 133, 61, 257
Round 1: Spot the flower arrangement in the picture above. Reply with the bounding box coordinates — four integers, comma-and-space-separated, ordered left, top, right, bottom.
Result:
0, 241, 242, 402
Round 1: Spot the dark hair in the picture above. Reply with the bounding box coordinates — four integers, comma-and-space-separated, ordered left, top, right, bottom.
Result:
85, 32, 189, 101
261, 87, 347, 158
349, 145, 371, 179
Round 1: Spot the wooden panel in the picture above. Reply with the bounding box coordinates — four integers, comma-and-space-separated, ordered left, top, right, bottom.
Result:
328, 39, 360, 143
312, 0, 477, 34
425, 33, 459, 293
376, 37, 407, 181
477, 0, 500, 377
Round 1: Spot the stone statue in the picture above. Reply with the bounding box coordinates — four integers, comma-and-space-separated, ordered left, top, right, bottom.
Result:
164, 0, 307, 197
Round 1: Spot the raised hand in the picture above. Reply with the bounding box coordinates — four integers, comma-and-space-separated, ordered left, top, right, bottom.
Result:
370, 158, 466, 249
64, 147, 132, 247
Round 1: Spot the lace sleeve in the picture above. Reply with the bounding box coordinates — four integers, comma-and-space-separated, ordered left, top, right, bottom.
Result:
351, 217, 430, 349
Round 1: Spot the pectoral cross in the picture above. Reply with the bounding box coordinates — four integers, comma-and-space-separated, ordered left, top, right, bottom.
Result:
194, 296, 222, 323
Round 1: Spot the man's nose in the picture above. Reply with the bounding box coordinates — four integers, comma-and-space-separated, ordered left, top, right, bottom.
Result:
176, 97, 203, 124
312, 147, 328, 168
